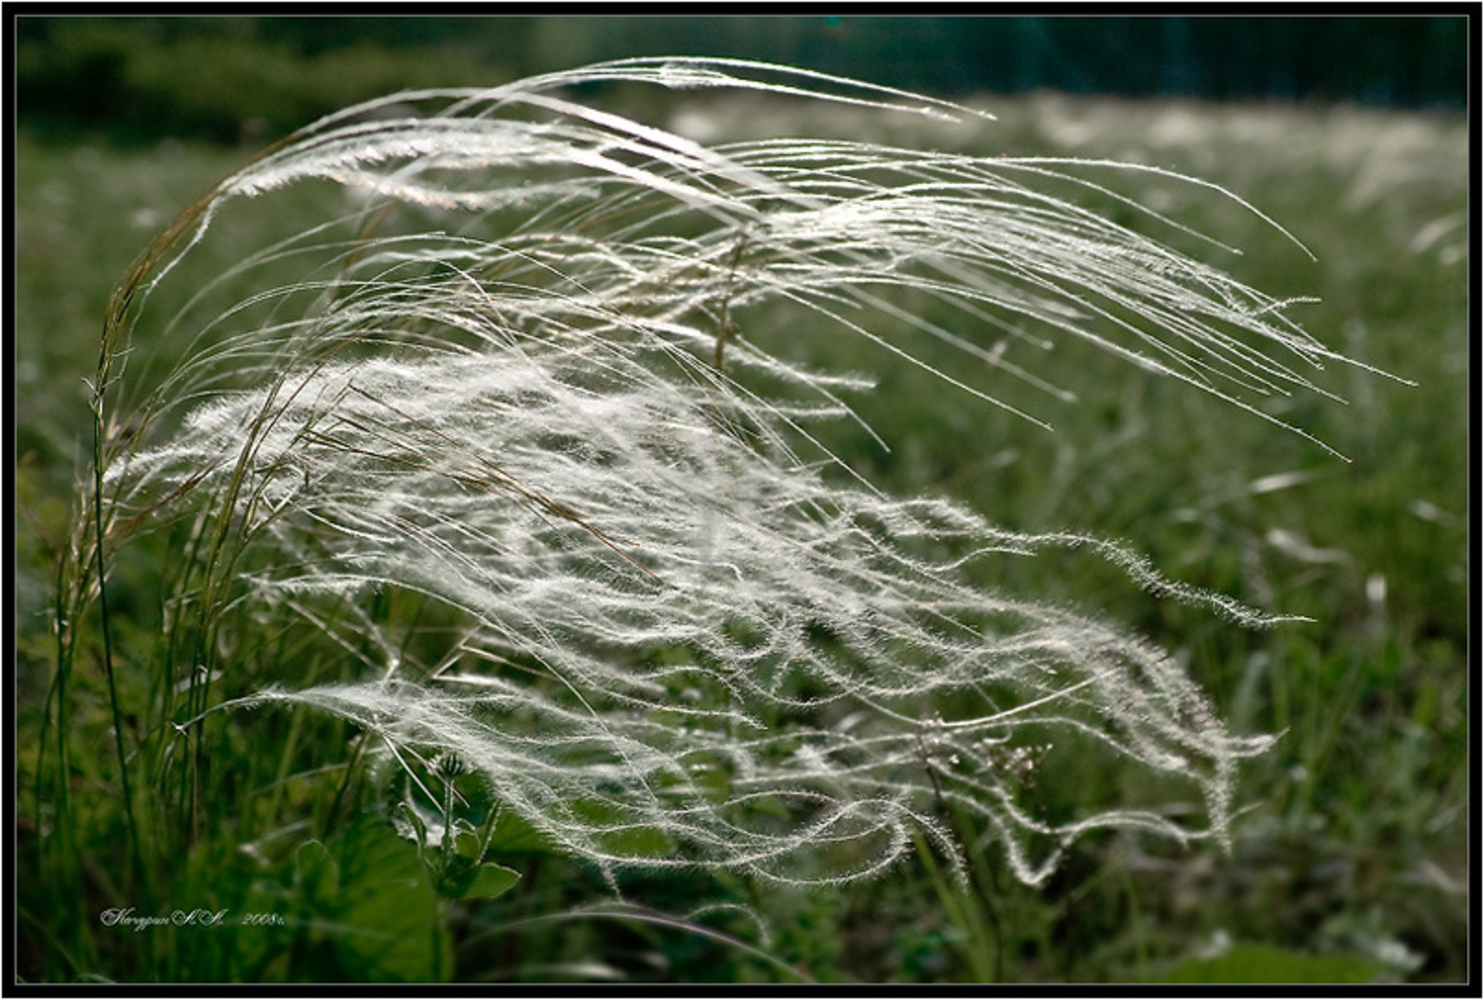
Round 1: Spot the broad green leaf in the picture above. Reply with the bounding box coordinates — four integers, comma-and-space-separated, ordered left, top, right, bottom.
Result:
314, 815, 453, 982
456, 861, 521, 901
453, 825, 483, 862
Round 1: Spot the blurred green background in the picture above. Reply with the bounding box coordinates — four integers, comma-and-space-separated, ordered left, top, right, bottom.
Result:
14, 15, 1469, 146
13, 14, 1470, 985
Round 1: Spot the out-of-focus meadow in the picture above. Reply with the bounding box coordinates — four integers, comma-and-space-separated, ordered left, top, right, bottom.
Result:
14, 17, 1468, 984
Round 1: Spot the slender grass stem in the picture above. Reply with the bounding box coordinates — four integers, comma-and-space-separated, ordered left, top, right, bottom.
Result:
89, 376, 146, 897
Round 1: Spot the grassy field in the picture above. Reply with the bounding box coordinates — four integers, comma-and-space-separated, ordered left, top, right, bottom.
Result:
14, 83, 1468, 985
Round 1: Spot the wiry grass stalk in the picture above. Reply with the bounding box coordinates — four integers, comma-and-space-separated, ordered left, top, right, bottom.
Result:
64, 58, 1387, 894
86, 354, 148, 895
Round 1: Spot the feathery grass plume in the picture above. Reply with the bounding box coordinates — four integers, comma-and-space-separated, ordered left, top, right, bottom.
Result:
78, 58, 1376, 888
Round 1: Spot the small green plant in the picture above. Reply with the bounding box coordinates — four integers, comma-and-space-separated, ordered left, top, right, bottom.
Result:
38, 57, 1394, 981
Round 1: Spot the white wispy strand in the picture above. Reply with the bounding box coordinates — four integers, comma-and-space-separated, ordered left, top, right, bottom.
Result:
102, 58, 1347, 887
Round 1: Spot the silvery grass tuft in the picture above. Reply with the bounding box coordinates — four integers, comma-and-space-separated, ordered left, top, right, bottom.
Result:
70, 58, 1381, 890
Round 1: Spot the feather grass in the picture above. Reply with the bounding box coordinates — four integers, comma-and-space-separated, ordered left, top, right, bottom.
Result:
67, 58, 1380, 891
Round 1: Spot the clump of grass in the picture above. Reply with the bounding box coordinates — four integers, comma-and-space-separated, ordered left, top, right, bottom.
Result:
56, 57, 1384, 908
